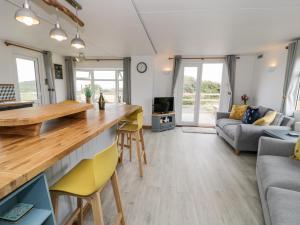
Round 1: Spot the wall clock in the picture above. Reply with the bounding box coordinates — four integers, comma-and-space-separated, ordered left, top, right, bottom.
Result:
136, 62, 147, 73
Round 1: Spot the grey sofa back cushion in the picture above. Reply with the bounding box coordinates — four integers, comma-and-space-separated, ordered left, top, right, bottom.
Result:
258, 106, 273, 118
281, 116, 295, 127
271, 113, 285, 126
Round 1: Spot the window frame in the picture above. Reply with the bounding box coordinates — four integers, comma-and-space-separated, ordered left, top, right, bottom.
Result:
14, 55, 44, 105
75, 68, 123, 103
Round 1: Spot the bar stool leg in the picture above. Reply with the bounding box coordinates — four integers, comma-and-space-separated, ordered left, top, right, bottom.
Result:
90, 192, 105, 225
50, 192, 59, 221
77, 198, 84, 225
111, 171, 126, 225
120, 133, 125, 163
139, 129, 147, 164
134, 131, 144, 177
129, 133, 132, 162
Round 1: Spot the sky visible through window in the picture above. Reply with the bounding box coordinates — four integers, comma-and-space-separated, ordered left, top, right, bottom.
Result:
16, 58, 36, 82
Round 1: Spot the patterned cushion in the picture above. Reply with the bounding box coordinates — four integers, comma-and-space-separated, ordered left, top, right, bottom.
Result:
229, 105, 248, 120
271, 112, 285, 126
242, 106, 260, 124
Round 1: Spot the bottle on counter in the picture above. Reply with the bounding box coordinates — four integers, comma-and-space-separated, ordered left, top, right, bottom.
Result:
98, 92, 105, 110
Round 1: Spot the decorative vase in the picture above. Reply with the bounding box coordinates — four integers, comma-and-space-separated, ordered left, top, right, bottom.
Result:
86, 96, 91, 104
243, 100, 247, 105
98, 92, 105, 110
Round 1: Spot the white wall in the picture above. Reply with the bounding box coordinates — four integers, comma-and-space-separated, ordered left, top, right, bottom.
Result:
52, 53, 67, 103
130, 55, 174, 126
251, 48, 288, 111
234, 55, 256, 105
75, 60, 123, 69
131, 56, 155, 126
153, 55, 173, 97
0, 42, 16, 84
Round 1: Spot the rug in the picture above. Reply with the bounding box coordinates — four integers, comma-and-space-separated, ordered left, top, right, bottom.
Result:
182, 127, 216, 134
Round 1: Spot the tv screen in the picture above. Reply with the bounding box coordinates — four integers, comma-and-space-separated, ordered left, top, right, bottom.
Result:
154, 97, 174, 113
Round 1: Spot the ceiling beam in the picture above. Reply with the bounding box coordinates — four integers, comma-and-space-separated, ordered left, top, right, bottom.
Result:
64, 0, 82, 10
130, 0, 158, 54
42, 0, 84, 27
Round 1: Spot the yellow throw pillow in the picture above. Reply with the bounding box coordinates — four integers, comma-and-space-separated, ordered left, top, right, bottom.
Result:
254, 111, 277, 126
229, 105, 248, 120
294, 138, 300, 160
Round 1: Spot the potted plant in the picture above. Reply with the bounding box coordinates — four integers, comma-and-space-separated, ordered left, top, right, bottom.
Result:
84, 85, 93, 103
241, 94, 249, 105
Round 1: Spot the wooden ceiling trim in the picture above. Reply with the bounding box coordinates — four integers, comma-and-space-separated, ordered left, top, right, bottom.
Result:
42, 0, 84, 27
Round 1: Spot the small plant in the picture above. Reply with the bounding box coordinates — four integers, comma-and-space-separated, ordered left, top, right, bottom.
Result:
84, 85, 93, 98
241, 94, 249, 105
83, 85, 93, 103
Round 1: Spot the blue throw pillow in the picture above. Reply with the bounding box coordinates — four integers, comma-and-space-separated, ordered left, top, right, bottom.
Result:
242, 106, 260, 124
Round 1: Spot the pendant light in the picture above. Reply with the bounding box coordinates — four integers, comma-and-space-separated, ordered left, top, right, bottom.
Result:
71, 7, 85, 49
50, 10, 68, 42
15, 0, 40, 26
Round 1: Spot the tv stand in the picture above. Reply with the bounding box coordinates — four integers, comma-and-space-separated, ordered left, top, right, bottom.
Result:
152, 112, 175, 132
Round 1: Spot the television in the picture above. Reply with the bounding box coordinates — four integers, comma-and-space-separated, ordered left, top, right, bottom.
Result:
153, 97, 174, 113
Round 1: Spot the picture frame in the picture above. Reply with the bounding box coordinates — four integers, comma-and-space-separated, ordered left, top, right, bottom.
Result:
54, 64, 63, 79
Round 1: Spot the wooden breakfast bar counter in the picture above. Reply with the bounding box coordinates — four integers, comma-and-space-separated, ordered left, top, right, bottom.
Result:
0, 103, 139, 224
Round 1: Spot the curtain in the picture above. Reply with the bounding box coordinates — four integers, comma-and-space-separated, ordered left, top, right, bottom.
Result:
123, 57, 131, 104
43, 51, 56, 104
222, 55, 236, 111
172, 55, 182, 96
65, 57, 76, 100
280, 40, 300, 115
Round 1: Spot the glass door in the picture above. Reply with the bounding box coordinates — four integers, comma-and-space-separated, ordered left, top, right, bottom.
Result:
198, 63, 224, 126
178, 61, 224, 126
179, 65, 201, 125
15, 57, 43, 105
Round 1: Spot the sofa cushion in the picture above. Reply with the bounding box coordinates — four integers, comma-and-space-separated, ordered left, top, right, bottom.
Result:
216, 118, 242, 129
258, 106, 273, 118
229, 105, 248, 120
257, 155, 300, 200
254, 111, 277, 126
222, 125, 237, 140
271, 112, 285, 126
267, 187, 300, 225
242, 106, 260, 124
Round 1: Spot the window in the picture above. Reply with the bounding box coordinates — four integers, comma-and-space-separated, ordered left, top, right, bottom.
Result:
75, 69, 123, 103
15, 57, 41, 103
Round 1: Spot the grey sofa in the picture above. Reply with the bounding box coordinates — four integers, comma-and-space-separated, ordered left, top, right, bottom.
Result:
257, 137, 300, 225
216, 107, 294, 154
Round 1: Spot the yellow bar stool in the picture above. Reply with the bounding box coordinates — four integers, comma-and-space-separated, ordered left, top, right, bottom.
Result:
50, 141, 126, 225
118, 111, 147, 177
118, 108, 143, 161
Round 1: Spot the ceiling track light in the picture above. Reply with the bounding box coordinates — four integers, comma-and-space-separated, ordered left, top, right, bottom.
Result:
15, 0, 40, 26
71, 7, 85, 49
49, 10, 68, 42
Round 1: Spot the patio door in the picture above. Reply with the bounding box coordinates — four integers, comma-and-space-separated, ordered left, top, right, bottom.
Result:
177, 61, 224, 126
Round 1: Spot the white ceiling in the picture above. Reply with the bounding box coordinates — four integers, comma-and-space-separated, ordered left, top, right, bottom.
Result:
1, 0, 300, 57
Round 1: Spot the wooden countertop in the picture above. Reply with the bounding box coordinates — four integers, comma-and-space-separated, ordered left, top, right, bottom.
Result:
0, 102, 93, 126
0, 104, 140, 199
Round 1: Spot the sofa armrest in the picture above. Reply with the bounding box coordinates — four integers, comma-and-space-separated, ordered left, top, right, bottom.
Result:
234, 124, 291, 151
216, 112, 230, 120
258, 136, 295, 157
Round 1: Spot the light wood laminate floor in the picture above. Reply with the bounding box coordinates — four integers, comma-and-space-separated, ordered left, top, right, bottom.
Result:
85, 128, 264, 225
